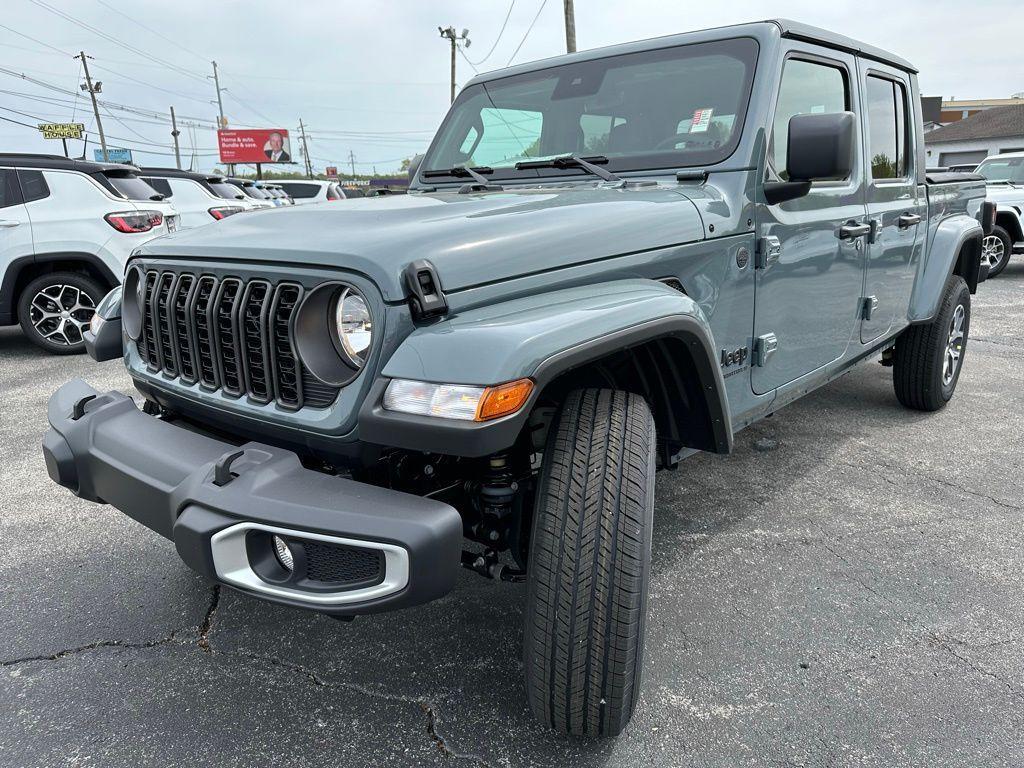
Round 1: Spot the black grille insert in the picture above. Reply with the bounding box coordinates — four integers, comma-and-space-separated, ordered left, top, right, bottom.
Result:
135, 269, 340, 409
302, 540, 384, 585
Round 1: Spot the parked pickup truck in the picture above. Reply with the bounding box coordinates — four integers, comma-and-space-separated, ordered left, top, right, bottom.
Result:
43, 19, 992, 738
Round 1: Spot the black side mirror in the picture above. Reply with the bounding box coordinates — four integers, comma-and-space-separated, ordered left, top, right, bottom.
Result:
764, 111, 856, 205
407, 154, 424, 184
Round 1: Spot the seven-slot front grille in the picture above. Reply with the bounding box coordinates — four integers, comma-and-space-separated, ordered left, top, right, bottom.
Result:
136, 270, 340, 409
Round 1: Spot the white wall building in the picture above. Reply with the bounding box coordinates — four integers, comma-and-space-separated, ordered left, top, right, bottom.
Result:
924, 105, 1024, 167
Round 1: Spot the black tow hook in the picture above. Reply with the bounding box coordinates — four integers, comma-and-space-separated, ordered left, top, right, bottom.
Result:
461, 550, 527, 583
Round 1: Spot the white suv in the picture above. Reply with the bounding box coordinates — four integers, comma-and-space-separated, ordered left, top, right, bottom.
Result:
225, 178, 276, 210
974, 152, 1024, 277
0, 154, 178, 354
273, 179, 345, 206
139, 168, 247, 229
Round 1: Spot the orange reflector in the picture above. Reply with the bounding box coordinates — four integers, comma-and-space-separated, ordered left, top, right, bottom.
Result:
476, 378, 534, 421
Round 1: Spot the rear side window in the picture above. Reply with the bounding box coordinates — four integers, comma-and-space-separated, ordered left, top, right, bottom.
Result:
281, 183, 320, 198
18, 170, 50, 203
106, 174, 161, 200
0, 169, 23, 208
209, 181, 243, 199
865, 75, 910, 179
770, 59, 849, 180
144, 177, 174, 198
341, 187, 365, 198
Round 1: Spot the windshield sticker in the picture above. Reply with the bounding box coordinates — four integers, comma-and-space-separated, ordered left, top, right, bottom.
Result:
690, 108, 713, 133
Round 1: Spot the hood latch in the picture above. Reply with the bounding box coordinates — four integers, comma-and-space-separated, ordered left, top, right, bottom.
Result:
404, 260, 448, 320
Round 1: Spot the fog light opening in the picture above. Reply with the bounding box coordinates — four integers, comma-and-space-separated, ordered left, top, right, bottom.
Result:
273, 535, 294, 572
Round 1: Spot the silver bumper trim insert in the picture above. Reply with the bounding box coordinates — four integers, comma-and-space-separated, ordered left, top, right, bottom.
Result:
210, 521, 409, 606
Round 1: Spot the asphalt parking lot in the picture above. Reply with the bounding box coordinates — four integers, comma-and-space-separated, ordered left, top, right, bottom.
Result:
2, 263, 1022, 768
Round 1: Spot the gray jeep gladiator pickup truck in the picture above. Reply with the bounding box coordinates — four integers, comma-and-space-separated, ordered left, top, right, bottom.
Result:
43, 19, 992, 737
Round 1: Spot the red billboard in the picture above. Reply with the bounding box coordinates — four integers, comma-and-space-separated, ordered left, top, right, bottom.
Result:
217, 129, 293, 164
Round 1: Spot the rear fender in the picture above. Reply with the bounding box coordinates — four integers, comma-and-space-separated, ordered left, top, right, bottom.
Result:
359, 279, 732, 457
910, 215, 982, 323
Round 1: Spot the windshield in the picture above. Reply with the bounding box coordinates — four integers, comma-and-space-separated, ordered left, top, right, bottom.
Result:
106, 173, 163, 200
209, 181, 244, 200
244, 185, 268, 199
975, 156, 1024, 184
422, 37, 758, 180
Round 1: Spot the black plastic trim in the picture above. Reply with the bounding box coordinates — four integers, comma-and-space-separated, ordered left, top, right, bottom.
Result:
42, 379, 463, 617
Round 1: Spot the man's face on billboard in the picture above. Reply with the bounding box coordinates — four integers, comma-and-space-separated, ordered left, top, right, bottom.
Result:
269, 133, 284, 151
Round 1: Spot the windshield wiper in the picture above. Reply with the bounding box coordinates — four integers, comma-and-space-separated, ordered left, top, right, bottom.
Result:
515, 154, 621, 183
421, 165, 503, 191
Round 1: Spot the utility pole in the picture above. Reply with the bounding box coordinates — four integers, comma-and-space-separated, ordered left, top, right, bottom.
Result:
347, 150, 357, 180
77, 52, 107, 162
211, 61, 232, 175
563, 0, 576, 53
439, 26, 470, 104
170, 106, 181, 170
299, 119, 313, 178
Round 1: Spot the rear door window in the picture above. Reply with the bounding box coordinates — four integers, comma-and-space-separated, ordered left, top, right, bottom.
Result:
0, 169, 23, 208
209, 181, 244, 199
106, 174, 161, 200
281, 183, 322, 198
865, 75, 910, 179
144, 177, 174, 198
18, 170, 50, 203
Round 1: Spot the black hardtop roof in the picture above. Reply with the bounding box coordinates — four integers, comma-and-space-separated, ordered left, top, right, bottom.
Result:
0, 152, 142, 174
466, 18, 916, 86
139, 166, 225, 182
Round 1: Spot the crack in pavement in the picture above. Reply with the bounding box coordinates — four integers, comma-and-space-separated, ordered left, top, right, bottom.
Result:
835, 456, 1024, 513
927, 632, 1024, 704
205, 647, 497, 767
198, 585, 221, 652
1, 634, 180, 668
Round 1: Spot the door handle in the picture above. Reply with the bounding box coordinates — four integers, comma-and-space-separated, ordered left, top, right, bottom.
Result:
838, 221, 871, 240
897, 213, 922, 229
0, 220, 20, 228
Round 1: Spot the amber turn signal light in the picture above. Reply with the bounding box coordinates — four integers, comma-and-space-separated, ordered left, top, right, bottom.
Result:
476, 379, 534, 421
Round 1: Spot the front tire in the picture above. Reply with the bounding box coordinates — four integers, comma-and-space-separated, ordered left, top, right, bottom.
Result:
17, 272, 103, 355
893, 275, 970, 411
523, 389, 656, 738
982, 226, 1012, 278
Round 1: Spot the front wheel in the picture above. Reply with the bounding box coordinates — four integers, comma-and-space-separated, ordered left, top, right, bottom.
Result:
523, 389, 656, 738
17, 272, 104, 355
893, 275, 970, 411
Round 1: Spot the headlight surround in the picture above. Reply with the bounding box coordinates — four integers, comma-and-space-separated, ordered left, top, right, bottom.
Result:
334, 288, 373, 367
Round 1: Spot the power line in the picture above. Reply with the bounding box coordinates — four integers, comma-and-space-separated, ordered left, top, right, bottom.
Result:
465, 0, 516, 67
92, 0, 210, 65
26, 0, 210, 84
506, 0, 550, 66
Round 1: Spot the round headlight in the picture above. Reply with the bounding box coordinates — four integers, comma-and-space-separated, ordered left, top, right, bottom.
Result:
335, 288, 372, 366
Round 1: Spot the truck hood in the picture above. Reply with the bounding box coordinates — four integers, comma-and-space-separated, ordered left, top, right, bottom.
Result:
138, 184, 706, 301
985, 184, 1024, 206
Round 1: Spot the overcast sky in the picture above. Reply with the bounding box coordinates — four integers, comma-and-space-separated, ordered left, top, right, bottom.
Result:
1, 0, 1021, 174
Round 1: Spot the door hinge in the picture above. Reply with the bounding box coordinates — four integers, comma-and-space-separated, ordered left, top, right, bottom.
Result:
861, 295, 879, 320
755, 236, 781, 269
753, 332, 778, 366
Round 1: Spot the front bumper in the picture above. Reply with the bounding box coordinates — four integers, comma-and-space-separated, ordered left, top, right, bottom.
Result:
42, 379, 462, 616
